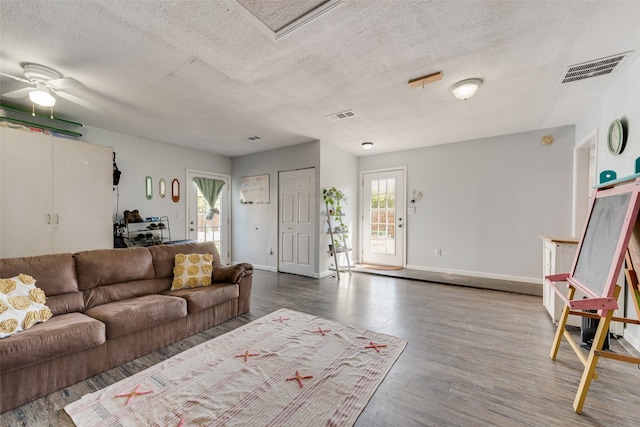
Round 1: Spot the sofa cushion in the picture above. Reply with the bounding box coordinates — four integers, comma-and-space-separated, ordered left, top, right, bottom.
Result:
163, 284, 239, 313
0, 274, 53, 338
148, 242, 219, 280
171, 253, 214, 290
84, 294, 187, 339
0, 253, 83, 316
74, 247, 155, 291
83, 279, 169, 310
0, 312, 105, 374
75, 247, 160, 309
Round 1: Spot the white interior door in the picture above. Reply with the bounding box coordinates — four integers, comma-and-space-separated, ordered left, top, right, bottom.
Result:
279, 168, 315, 277
186, 170, 230, 264
361, 168, 405, 267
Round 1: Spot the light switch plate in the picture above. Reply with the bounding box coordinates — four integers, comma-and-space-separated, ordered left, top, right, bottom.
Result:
408, 207, 416, 214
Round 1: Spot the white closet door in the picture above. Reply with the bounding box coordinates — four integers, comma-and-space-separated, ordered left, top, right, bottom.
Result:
278, 168, 315, 277
52, 138, 113, 253
0, 128, 54, 257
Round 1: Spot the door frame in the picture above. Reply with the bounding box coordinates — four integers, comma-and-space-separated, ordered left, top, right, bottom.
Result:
359, 166, 407, 268
186, 169, 231, 263
572, 128, 598, 237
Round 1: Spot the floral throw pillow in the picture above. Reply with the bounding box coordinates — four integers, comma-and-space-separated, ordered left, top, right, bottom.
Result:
171, 253, 214, 290
0, 274, 52, 338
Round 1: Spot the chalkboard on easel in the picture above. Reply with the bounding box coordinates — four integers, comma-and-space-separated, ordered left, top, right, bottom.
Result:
572, 190, 632, 297
547, 175, 640, 414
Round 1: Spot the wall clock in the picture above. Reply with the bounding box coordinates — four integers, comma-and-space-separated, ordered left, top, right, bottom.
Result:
607, 118, 626, 155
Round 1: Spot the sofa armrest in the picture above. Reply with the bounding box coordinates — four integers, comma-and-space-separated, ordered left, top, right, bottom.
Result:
212, 263, 253, 285
211, 263, 253, 316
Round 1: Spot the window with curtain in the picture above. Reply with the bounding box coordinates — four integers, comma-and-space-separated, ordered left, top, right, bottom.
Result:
192, 177, 225, 249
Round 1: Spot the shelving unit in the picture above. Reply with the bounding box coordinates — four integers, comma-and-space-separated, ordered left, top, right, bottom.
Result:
120, 216, 171, 247
325, 202, 352, 280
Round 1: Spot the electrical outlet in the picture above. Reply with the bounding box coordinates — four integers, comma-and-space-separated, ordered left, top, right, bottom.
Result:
434, 249, 441, 256
177, 212, 185, 219
408, 207, 416, 214
269, 247, 273, 255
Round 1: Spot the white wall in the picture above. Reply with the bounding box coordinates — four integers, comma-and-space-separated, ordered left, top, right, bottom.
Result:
358, 126, 575, 285
320, 143, 358, 276
575, 55, 640, 350
231, 141, 320, 271
82, 126, 231, 241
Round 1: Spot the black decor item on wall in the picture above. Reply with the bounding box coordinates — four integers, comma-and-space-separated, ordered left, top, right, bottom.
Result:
113, 152, 122, 186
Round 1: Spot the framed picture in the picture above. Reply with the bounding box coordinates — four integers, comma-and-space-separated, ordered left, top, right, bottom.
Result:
240, 174, 269, 204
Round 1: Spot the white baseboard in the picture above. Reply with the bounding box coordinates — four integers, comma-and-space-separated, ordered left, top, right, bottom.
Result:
250, 264, 277, 272
318, 270, 335, 278
405, 264, 541, 285
623, 329, 640, 353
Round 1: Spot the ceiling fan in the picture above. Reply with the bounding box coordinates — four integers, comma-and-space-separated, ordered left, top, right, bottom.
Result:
0, 63, 106, 113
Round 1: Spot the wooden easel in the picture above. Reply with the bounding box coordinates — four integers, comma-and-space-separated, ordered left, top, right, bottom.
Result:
549, 265, 640, 413
547, 175, 640, 413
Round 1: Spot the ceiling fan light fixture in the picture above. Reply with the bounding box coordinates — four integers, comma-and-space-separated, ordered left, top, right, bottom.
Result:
451, 78, 482, 100
362, 142, 374, 150
29, 89, 56, 107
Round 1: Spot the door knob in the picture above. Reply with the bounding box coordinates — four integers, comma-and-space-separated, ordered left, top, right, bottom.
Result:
398, 224, 403, 228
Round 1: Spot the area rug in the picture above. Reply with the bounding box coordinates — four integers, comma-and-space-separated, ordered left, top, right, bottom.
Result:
359, 263, 403, 271
64, 308, 407, 427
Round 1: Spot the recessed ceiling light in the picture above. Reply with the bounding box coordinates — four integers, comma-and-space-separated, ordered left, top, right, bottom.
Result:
362, 142, 374, 150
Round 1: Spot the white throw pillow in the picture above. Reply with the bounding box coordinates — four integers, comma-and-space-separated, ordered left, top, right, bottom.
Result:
0, 274, 52, 338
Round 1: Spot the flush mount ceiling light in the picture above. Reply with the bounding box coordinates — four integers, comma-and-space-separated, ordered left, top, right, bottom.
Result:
362, 142, 374, 150
28, 86, 56, 107
451, 78, 482, 100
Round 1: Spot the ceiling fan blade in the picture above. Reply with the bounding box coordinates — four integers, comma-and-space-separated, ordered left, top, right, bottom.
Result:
47, 77, 85, 90
0, 72, 32, 84
54, 90, 107, 113
1, 87, 35, 98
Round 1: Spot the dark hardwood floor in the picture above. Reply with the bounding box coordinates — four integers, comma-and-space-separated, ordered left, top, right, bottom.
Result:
2, 270, 639, 426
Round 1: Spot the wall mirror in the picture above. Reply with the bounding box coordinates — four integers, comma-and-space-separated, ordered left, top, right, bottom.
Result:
159, 178, 166, 199
145, 176, 153, 200
172, 178, 180, 202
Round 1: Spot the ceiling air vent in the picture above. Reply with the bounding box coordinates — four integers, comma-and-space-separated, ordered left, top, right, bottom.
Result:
326, 110, 357, 121
560, 51, 632, 84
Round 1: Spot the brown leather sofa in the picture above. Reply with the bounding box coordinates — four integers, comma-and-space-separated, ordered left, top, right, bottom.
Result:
0, 241, 252, 413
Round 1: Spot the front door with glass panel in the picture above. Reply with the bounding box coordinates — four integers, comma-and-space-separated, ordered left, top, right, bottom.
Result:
186, 170, 230, 264
361, 169, 405, 267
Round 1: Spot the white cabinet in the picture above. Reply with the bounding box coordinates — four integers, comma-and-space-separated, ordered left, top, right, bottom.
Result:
0, 127, 113, 257
541, 236, 581, 327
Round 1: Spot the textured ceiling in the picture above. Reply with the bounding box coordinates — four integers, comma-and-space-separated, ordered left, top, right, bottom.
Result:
1, 0, 639, 158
